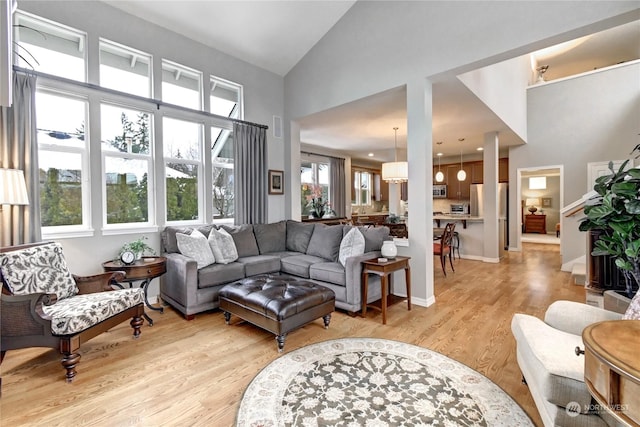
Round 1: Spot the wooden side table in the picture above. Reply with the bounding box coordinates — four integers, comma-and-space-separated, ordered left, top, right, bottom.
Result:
102, 256, 167, 326
361, 256, 411, 325
582, 320, 640, 426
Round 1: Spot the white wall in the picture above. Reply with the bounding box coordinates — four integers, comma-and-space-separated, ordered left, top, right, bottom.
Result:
517, 61, 640, 263
284, 1, 640, 304
18, 1, 285, 296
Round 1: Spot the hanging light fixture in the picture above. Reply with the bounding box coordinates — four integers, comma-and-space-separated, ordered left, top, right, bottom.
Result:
382, 127, 408, 183
457, 138, 466, 181
435, 149, 444, 183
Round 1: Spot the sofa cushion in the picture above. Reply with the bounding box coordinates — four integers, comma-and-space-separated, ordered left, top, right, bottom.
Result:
176, 229, 216, 269
208, 228, 239, 264
221, 225, 260, 257
511, 313, 592, 413
0, 242, 78, 300
162, 226, 195, 254
306, 224, 344, 262
236, 255, 281, 277
339, 227, 365, 266
253, 221, 286, 254
286, 220, 315, 253
42, 288, 144, 335
197, 262, 245, 289
310, 262, 346, 286
280, 254, 328, 278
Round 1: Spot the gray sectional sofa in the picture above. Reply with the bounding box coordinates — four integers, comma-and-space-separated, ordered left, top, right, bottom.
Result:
159, 220, 390, 319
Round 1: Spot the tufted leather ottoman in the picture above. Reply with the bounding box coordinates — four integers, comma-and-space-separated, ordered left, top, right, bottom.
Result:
219, 275, 335, 352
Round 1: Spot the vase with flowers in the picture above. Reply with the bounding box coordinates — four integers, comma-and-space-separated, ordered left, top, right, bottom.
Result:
305, 184, 329, 218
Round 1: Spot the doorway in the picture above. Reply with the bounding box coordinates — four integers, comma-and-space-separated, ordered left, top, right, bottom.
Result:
517, 165, 563, 250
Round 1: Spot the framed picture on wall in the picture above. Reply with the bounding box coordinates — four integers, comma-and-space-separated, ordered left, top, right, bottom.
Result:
542, 197, 552, 208
268, 170, 284, 195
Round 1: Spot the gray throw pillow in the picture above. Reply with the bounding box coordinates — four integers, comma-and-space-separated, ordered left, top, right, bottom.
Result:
286, 220, 315, 253
253, 221, 286, 254
161, 226, 194, 253
306, 224, 344, 262
221, 224, 260, 257
358, 225, 390, 253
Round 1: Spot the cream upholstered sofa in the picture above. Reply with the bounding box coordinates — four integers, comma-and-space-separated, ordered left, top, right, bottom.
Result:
511, 301, 623, 427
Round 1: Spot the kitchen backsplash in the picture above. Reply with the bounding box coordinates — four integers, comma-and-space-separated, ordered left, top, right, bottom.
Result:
433, 198, 470, 214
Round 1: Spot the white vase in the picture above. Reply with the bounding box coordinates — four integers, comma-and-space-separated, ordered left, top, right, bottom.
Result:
381, 241, 397, 259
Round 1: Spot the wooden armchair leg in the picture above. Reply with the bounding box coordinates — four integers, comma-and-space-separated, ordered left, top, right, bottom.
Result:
61, 352, 81, 382
131, 315, 143, 338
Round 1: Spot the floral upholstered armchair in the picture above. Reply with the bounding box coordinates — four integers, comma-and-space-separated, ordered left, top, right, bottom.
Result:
0, 242, 145, 383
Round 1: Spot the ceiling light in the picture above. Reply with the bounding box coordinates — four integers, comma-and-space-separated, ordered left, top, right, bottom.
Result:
368, 153, 374, 157
457, 139, 466, 181
476, 147, 483, 151
435, 152, 444, 183
382, 127, 408, 184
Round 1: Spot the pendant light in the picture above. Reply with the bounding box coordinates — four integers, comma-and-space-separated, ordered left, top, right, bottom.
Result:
457, 138, 466, 181
435, 152, 444, 183
382, 127, 408, 183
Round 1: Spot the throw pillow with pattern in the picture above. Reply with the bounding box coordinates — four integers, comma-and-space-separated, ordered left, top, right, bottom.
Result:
0, 242, 78, 300
623, 291, 640, 320
176, 229, 216, 269
209, 228, 239, 264
339, 227, 366, 266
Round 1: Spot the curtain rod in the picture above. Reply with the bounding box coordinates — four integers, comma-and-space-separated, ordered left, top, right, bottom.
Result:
301, 150, 344, 161
13, 66, 269, 130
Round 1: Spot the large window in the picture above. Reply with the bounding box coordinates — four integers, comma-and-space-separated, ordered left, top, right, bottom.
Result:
352, 170, 372, 206
164, 117, 203, 222
162, 60, 202, 110
212, 127, 234, 220
301, 160, 330, 217
14, 12, 86, 81
36, 91, 88, 229
20, 11, 246, 235
101, 103, 153, 225
100, 39, 151, 98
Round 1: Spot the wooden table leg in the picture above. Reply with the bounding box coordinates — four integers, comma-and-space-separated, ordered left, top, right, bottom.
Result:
381, 273, 388, 325
406, 266, 412, 311
361, 270, 369, 317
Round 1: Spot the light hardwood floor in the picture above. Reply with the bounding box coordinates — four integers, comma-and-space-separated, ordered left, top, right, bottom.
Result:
1, 243, 585, 426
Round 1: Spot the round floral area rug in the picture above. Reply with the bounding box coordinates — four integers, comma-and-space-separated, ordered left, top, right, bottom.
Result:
236, 338, 533, 426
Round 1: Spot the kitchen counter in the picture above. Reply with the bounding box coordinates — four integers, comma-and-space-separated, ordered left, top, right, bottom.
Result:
433, 215, 483, 229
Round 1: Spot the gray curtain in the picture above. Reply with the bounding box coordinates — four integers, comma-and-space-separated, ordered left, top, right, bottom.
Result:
233, 122, 267, 224
0, 73, 41, 246
329, 157, 346, 217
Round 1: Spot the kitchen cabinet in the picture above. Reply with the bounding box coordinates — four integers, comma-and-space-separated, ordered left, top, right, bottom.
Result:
373, 173, 389, 202
445, 164, 471, 200
471, 162, 483, 184
499, 158, 509, 182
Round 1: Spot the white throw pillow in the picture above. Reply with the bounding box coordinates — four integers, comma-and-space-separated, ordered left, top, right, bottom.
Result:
209, 228, 239, 264
176, 229, 216, 269
339, 227, 366, 266
623, 291, 640, 320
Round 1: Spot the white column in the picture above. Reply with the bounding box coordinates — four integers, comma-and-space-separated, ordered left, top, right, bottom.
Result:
482, 132, 500, 261
405, 76, 434, 306
289, 121, 302, 220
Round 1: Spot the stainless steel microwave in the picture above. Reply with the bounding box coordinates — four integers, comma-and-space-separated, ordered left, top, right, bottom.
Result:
433, 184, 447, 198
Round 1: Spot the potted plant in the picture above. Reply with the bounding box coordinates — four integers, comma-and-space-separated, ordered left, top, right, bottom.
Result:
579, 144, 640, 298
120, 236, 156, 260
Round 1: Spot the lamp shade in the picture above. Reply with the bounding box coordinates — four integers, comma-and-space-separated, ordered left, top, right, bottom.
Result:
382, 161, 408, 183
435, 170, 444, 182
525, 198, 540, 207
0, 169, 29, 205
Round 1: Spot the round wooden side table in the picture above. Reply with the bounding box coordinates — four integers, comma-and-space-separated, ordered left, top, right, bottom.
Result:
582, 320, 640, 426
102, 256, 167, 326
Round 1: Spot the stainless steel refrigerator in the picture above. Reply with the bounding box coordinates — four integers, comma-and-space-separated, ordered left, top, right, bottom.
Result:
470, 183, 509, 249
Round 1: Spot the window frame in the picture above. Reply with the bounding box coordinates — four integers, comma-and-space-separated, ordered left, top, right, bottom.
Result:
37, 88, 92, 237
161, 59, 203, 111
100, 101, 156, 230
